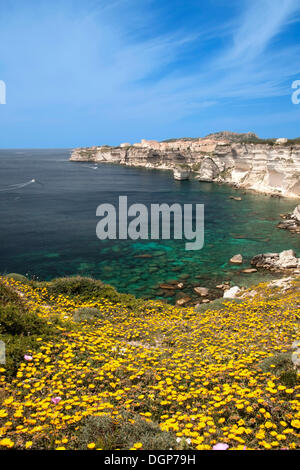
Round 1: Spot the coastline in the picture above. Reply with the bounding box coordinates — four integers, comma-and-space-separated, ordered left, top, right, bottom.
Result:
70, 132, 300, 199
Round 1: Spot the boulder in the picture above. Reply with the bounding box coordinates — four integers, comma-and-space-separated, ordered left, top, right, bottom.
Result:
292, 205, 300, 222
193, 287, 209, 296
173, 168, 190, 180
223, 286, 241, 298
251, 249, 300, 271
230, 254, 243, 264
278, 250, 298, 269
176, 296, 191, 306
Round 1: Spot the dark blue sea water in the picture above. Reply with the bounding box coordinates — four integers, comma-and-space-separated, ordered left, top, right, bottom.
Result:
0, 149, 298, 303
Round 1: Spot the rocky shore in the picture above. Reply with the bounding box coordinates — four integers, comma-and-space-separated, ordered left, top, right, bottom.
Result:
70, 131, 300, 198
277, 204, 300, 234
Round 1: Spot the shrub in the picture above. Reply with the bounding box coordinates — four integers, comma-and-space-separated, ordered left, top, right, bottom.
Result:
258, 352, 292, 373
1, 334, 38, 377
5, 273, 30, 284
257, 352, 297, 386
0, 283, 25, 307
77, 413, 177, 450
0, 295, 58, 377
0, 303, 53, 336
43, 276, 142, 310
73, 307, 104, 322
194, 297, 244, 313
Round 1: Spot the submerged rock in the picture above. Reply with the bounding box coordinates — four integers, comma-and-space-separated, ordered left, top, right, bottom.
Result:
230, 254, 243, 264
193, 287, 209, 296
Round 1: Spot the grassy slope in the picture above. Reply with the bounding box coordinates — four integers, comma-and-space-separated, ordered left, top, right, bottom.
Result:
0, 275, 299, 450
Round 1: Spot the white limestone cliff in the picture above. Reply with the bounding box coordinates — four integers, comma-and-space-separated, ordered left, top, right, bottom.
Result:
70, 133, 300, 198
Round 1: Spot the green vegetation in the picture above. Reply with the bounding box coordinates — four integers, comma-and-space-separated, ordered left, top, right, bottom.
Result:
72, 307, 104, 322
77, 413, 177, 450
0, 283, 59, 377
5, 273, 30, 284
0, 274, 299, 450
35, 276, 143, 310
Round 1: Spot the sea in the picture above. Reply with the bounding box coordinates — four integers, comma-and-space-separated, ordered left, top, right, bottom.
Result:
0, 148, 299, 303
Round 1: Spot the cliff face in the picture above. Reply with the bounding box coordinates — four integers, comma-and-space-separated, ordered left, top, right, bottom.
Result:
70, 134, 300, 198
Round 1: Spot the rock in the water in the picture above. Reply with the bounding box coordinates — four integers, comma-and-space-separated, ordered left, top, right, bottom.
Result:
223, 286, 241, 298
159, 281, 184, 290
277, 205, 300, 234
292, 204, 300, 222
159, 284, 176, 290
251, 249, 300, 271
230, 254, 243, 264
193, 287, 209, 296
173, 168, 190, 180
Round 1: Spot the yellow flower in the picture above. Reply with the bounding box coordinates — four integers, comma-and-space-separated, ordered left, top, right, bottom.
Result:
0, 438, 14, 448
132, 442, 143, 449
291, 419, 300, 429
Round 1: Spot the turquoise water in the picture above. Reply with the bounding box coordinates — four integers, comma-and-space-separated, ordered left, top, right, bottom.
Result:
0, 149, 299, 303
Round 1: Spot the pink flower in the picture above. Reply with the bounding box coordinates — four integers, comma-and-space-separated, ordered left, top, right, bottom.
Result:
213, 443, 229, 450
24, 355, 33, 361
51, 397, 62, 405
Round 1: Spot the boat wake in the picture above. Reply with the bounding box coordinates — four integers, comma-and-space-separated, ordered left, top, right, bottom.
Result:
82, 164, 98, 170
0, 179, 42, 192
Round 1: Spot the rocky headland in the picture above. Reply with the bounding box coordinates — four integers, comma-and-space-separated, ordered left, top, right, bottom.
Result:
70, 131, 300, 198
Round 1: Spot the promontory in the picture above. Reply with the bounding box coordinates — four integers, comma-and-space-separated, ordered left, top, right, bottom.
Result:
70, 131, 300, 198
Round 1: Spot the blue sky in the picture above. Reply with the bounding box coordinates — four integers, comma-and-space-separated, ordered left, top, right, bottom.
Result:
0, 0, 300, 147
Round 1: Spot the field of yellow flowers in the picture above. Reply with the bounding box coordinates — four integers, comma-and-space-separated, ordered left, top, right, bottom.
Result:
0, 275, 299, 450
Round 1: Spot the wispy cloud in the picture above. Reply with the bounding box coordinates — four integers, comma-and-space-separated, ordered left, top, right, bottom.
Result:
221, 0, 300, 65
